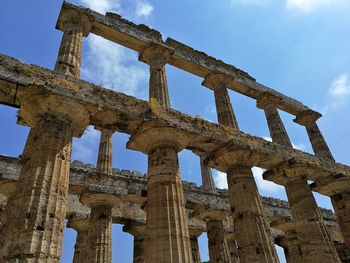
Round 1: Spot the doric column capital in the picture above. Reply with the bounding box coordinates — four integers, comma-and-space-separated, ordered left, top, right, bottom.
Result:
123, 221, 146, 237
194, 204, 229, 222
294, 109, 322, 126
67, 217, 90, 233
56, 3, 94, 36
80, 192, 121, 208
310, 174, 350, 196
0, 181, 17, 198
18, 92, 89, 137
256, 92, 282, 109
139, 43, 174, 69
202, 72, 234, 90
127, 123, 189, 154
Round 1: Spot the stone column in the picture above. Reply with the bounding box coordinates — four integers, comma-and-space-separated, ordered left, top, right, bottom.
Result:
96, 129, 113, 175
204, 77, 278, 262
188, 228, 202, 263
225, 232, 240, 263
127, 126, 193, 263
311, 176, 350, 252
55, 9, 92, 78
271, 218, 303, 263
68, 217, 90, 263
80, 193, 120, 263
294, 110, 334, 161
123, 222, 146, 263
0, 94, 89, 262
203, 73, 239, 129
194, 206, 231, 263
139, 43, 174, 109
197, 152, 216, 193
258, 95, 340, 262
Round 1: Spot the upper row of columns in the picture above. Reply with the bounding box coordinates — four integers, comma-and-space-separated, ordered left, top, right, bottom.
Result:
0, 11, 348, 263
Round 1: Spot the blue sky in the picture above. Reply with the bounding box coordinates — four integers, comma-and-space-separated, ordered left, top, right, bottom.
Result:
1, 0, 350, 262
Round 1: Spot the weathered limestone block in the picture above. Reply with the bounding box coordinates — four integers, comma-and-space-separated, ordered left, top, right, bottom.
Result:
139, 43, 174, 108
265, 164, 340, 263
203, 73, 239, 129
68, 217, 90, 263
80, 193, 120, 263
128, 126, 193, 263
294, 110, 334, 161
0, 94, 89, 262
55, 6, 93, 78
194, 205, 231, 263
123, 221, 147, 263
271, 218, 303, 263
96, 129, 113, 175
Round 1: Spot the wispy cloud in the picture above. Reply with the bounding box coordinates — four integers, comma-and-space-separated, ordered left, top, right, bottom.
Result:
322, 73, 350, 113
136, 1, 154, 18
79, 0, 120, 14
72, 126, 100, 163
214, 170, 228, 189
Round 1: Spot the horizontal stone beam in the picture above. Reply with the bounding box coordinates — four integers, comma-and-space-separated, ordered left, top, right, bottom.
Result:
56, 1, 309, 116
0, 53, 348, 180
0, 155, 336, 223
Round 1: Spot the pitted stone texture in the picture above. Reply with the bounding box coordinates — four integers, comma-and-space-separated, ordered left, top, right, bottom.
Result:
206, 219, 231, 263
96, 129, 113, 175
0, 115, 73, 262
145, 145, 192, 263
285, 177, 340, 262
227, 166, 279, 263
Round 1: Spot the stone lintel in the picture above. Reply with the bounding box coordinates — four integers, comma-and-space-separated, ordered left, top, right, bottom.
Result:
80, 192, 121, 208
263, 158, 332, 186
270, 217, 295, 233
294, 109, 322, 126
256, 92, 283, 109
127, 124, 189, 154
310, 174, 350, 196
194, 204, 230, 222
56, 2, 94, 36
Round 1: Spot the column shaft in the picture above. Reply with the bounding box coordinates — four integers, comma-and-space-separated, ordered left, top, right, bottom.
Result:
0, 115, 73, 262
55, 22, 83, 78
213, 84, 239, 129
305, 122, 334, 161
87, 205, 112, 263
149, 60, 170, 108
227, 166, 279, 263
189, 236, 201, 263
332, 193, 350, 251
226, 238, 240, 263
96, 129, 113, 175
145, 145, 192, 263
133, 236, 145, 263
263, 104, 292, 147
73, 228, 89, 263
286, 177, 340, 262
207, 219, 231, 263
199, 155, 216, 193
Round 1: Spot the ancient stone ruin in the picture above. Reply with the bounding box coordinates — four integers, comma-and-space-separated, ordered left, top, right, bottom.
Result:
0, 1, 349, 262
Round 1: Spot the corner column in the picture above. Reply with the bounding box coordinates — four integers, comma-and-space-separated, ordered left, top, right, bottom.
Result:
68, 217, 90, 263
204, 75, 278, 262
0, 94, 89, 262
123, 222, 146, 263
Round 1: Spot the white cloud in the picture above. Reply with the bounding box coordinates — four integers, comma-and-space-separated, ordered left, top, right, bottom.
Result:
79, 0, 120, 13
136, 1, 154, 18
214, 170, 228, 189
72, 126, 100, 163
82, 35, 148, 98
323, 73, 350, 112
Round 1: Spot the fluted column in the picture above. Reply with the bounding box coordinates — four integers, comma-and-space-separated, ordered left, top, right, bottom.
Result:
225, 232, 240, 263
203, 73, 239, 129
55, 9, 92, 78
198, 153, 216, 193
123, 222, 147, 263
96, 129, 113, 175
139, 43, 174, 109
294, 110, 334, 161
271, 218, 303, 263
127, 126, 193, 263
228, 166, 278, 262
0, 94, 89, 262
68, 217, 90, 263
188, 229, 202, 263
